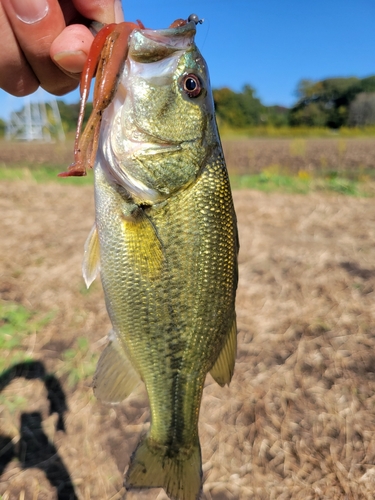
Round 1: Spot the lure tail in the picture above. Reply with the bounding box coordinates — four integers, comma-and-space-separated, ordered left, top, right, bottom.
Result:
125, 436, 202, 500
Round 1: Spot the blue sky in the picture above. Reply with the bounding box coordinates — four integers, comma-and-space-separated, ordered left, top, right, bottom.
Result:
1, 0, 375, 119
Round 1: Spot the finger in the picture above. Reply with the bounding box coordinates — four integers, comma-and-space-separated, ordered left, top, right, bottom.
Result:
51, 1, 124, 76
72, 0, 124, 24
0, 2, 39, 95
51, 24, 93, 76
1, 0, 81, 95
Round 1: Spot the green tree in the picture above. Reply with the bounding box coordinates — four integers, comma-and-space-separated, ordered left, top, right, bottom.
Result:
360, 76, 375, 93
0, 118, 6, 138
213, 85, 264, 128
262, 105, 289, 127
57, 100, 93, 133
289, 101, 327, 127
289, 76, 375, 128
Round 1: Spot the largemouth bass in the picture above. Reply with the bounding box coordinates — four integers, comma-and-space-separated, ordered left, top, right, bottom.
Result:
82, 16, 238, 500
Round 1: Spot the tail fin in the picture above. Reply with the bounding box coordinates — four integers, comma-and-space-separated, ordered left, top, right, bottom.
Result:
125, 436, 202, 500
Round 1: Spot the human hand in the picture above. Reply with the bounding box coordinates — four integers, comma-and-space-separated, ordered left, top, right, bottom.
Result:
0, 0, 124, 96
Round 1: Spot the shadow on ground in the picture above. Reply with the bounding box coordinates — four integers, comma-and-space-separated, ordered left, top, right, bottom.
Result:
0, 360, 77, 500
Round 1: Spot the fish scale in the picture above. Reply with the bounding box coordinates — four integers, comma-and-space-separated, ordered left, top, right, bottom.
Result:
83, 17, 238, 500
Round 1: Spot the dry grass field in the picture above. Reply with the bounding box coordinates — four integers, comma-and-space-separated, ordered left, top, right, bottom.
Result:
0, 138, 375, 499
0, 137, 375, 177
223, 137, 375, 177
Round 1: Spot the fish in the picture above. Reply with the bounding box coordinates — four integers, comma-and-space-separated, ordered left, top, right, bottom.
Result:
82, 15, 239, 500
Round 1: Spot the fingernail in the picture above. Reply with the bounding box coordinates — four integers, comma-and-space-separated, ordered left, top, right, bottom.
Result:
53, 51, 87, 75
10, 0, 49, 24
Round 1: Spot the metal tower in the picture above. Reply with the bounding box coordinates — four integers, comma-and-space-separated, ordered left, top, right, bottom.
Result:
6, 92, 65, 142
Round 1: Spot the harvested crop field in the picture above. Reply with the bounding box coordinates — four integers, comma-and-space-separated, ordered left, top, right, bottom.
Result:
0, 172, 375, 499
1, 137, 375, 178
223, 137, 375, 177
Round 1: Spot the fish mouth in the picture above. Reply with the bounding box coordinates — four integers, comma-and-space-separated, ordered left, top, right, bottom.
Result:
129, 20, 196, 63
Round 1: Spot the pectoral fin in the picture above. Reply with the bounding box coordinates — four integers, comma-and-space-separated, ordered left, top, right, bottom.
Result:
123, 211, 164, 280
93, 331, 142, 403
82, 223, 100, 289
210, 317, 237, 387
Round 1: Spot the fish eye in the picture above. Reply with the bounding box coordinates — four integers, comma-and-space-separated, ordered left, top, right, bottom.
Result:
182, 74, 202, 98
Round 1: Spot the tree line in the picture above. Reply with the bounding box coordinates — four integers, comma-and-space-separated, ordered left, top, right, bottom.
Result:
56, 87, 289, 132
212, 76, 375, 129
289, 76, 375, 128
2, 75, 375, 137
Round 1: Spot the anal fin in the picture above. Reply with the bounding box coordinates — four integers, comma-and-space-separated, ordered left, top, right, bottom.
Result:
93, 331, 142, 403
210, 317, 237, 387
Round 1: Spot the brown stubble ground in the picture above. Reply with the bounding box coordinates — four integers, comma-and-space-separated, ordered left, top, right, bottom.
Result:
0, 174, 375, 499
222, 138, 375, 176
1, 137, 375, 176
